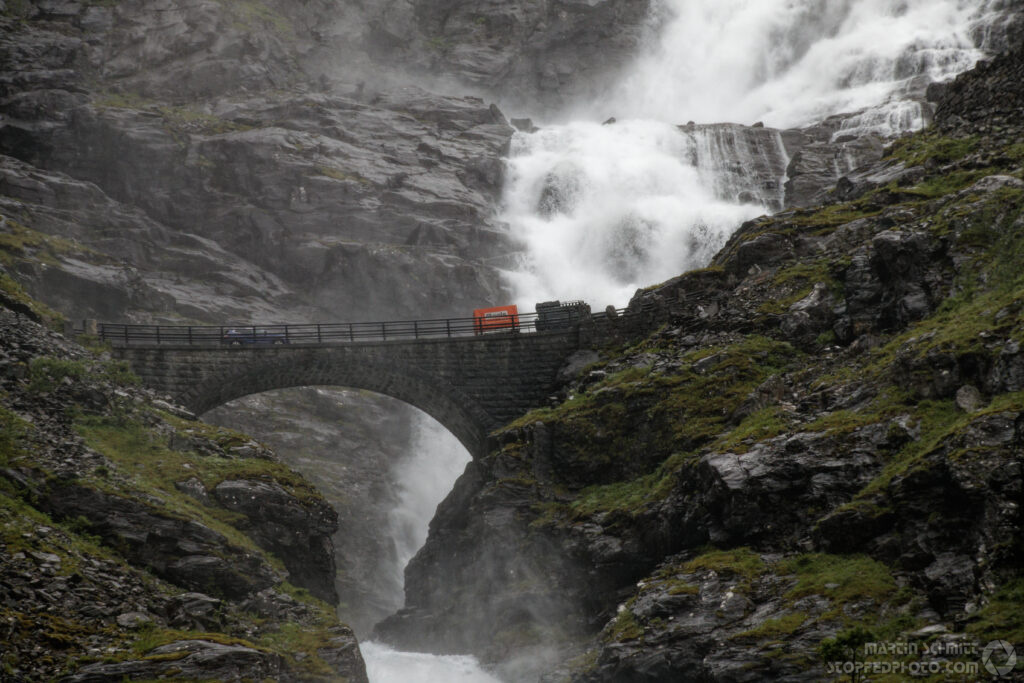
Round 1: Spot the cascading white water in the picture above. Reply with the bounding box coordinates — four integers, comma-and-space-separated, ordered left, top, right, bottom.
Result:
608, 0, 996, 131
500, 120, 768, 308
363, 416, 496, 680
502, 0, 1001, 310
362, 642, 503, 682
384, 415, 470, 592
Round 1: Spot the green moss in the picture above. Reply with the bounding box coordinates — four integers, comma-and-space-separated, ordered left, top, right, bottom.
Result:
424, 35, 452, 52
27, 357, 87, 392
886, 133, 980, 167
94, 93, 254, 137
1, 214, 105, 268
0, 608, 117, 654
779, 554, 897, 611
130, 624, 256, 657
804, 387, 911, 436
903, 168, 998, 198
0, 272, 65, 328
789, 202, 882, 230
605, 609, 643, 642
685, 548, 767, 583
713, 406, 789, 453
27, 356, 139, 393
255, 622, 338, 676
733, 613, 807, 640
966, 579, 1024, 644
518, 336, 799, 525
568, 472, 670, 519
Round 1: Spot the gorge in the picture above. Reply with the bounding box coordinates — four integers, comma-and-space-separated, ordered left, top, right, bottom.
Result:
2, 0, 1024, 681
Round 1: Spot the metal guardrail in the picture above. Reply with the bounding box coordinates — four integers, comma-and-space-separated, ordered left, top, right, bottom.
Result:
98, 310, 619, 347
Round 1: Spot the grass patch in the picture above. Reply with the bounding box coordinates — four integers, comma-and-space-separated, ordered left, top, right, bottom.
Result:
1, 214, 106, 268
903, 168, 998, 198
733, 613, 807, 640
886, 133, 980, 167
27, 356, 139, 394
605, 609, 643, 642
779, 554, 897, 613
966, 579, 1024, 645
684, 547, 767, 584
76, 414, 321, 506
0, 272, 65, 328
714, 406, 790, 453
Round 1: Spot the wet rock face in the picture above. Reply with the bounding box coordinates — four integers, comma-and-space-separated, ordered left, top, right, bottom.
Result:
213, 478, 340, 603
368, 0, 652, 113
1, 0, 516, 326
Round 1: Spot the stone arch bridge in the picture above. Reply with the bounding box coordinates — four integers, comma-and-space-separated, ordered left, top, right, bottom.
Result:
101, 313, 624, 457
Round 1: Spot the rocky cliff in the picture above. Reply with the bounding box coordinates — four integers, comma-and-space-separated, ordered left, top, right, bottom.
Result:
375, 44, 1024, 681
0, 281, 367, 681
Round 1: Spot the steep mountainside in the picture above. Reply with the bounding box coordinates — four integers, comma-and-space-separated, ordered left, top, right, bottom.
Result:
0, 0, 514, 629
0, 282, 367, 681
364, 0, 653, 114
376, 44, 1024, 681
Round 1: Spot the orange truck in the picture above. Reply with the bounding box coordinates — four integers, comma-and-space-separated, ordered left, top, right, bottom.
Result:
473, 305, 519, 334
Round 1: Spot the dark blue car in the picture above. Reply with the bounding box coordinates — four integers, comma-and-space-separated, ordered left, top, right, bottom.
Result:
221, 328, 289, 346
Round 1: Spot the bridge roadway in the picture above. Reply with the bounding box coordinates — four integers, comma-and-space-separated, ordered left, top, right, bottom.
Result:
102, 313, 602, 458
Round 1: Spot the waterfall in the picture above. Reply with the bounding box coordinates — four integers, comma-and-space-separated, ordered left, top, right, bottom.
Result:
364, 416, 496, 679
502, 0, 1001, 310
499, 120, 768, 309
608, 0, 996, 129
366, 1, 1002, 679
384, 414, 470, 593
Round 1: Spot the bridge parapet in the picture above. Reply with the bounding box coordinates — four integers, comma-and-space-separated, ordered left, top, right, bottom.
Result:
112, 331, 584, 458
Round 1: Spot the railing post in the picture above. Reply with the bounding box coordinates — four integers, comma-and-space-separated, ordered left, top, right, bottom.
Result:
284, 324, 289, 344
382, 322, 386, 341
317, 324, 322, 344
155, 326, 161, 345
446, 319, 451, 338
414, 321, 419, 339
188, 326, 192, 345
123, 325, 128, 346
349, 323, 354, 342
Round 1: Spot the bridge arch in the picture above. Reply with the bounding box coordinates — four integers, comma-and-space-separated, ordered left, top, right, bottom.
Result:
182, 354, 497, 457
113, 333, 584, 459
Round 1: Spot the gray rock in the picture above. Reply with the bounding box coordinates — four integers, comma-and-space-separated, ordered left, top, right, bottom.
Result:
61, 639, 284, 682
115, 611, 151, 628
955, 384, 985, 412
213, 479, 338, 603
